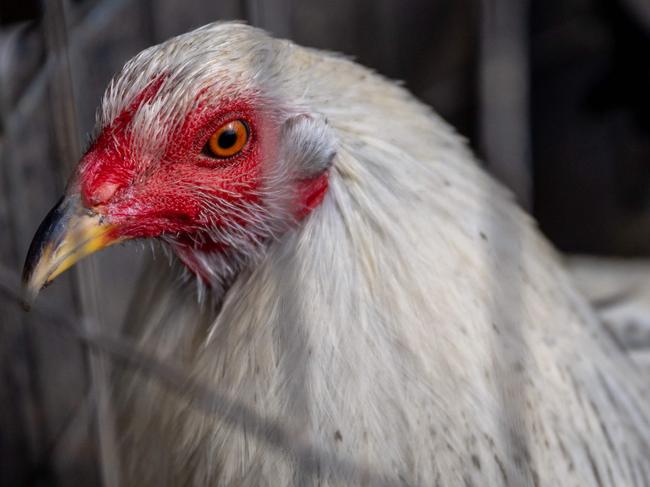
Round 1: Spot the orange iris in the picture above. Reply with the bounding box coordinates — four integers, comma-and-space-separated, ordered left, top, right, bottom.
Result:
207, 120, 249, 158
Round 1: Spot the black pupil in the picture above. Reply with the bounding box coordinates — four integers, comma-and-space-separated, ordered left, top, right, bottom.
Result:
218, 129, 238, 149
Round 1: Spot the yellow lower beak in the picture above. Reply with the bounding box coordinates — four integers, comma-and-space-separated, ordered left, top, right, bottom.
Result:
22, 195, 121, 306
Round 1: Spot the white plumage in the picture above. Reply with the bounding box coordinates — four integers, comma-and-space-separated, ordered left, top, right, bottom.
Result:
43, 22, 650, 486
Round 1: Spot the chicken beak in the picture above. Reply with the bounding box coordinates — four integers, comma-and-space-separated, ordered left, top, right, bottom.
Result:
22, 195, 121, 307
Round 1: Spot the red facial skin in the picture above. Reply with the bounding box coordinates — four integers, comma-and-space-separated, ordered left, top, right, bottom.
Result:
74, 80, 328, 280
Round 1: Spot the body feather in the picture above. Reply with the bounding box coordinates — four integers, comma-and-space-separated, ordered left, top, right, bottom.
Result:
109, 23, 650, 486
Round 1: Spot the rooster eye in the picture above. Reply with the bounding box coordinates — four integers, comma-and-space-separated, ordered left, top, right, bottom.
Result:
205, 120, 249, 158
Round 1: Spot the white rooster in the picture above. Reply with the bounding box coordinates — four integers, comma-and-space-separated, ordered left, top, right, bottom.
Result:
23, 22, 650, 486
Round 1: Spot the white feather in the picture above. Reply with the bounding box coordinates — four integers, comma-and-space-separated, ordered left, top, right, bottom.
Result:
101, 22, 650, 486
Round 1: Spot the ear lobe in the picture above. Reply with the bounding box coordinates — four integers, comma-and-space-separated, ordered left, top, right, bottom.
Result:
280, 113, 337, 179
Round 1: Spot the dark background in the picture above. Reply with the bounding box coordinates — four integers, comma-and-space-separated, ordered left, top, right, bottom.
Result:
1, 0, 650, 485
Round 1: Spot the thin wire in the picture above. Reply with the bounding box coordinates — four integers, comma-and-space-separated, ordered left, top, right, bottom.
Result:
0, 24, 52, 476
43, 0, 121, 484
479, 1, 534, 484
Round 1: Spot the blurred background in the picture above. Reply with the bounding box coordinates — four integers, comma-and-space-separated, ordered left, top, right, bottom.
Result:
1, 0, 650, 485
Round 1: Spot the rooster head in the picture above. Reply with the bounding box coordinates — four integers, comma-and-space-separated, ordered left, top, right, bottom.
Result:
22, 23, 337, 303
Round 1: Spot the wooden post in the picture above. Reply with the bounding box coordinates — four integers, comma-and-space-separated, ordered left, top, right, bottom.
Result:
244, 0, 293, 38
479, 0, 532, 209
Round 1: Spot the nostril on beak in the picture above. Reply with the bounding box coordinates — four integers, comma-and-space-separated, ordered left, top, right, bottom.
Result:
89, 181, 121, 206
